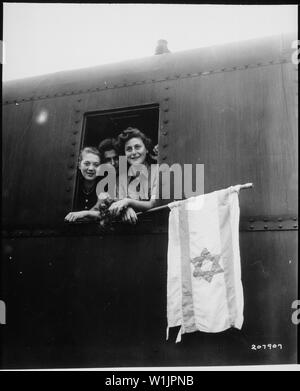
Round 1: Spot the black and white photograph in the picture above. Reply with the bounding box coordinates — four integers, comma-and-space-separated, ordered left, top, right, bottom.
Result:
0, 3, 298, 372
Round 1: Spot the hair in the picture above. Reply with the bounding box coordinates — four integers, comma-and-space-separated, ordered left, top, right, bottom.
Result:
78, 146, 101, 165
117, 127, 152, 157
98, 138, 118, 161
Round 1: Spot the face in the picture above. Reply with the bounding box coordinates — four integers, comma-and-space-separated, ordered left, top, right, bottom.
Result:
79, 152, 100, 181
103, 149, 119, 169
124, 137, 148, 166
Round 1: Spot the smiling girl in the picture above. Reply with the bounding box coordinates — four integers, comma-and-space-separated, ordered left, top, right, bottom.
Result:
109, 128, 158, 224
64, 147, 102, 222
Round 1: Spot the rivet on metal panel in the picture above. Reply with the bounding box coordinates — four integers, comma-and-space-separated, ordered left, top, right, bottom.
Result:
66, 187, 71, 193
72, 142, 76, 146
75, 120, 80, 124
162, 156, 167, 161
293, 217, 297, 221
249, 218, 255, 222
163, 119, 169, 124
164, 108, 169, 113
294, 225, 298, 229
278, 225, 283, 229
278, 217, 282, 222
165, 86, 170, 90
162, 131, 168, 136
250, 226, 254, 230
264, 225, 268, 230
73, 131, 78, 135
70, 153, 75, 157
163, 144, 168, 148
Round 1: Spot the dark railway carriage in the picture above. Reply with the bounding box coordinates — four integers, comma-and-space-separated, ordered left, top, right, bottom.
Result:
1, 33, 298, 368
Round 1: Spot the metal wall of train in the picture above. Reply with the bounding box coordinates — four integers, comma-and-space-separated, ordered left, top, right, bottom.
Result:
1, 37, 298, 368
2, 39, 298, 226
1, 225, 297, 368
2, 82, 168, 227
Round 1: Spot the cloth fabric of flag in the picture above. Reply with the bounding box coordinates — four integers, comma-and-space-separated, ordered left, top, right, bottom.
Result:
167, 186, 244, 343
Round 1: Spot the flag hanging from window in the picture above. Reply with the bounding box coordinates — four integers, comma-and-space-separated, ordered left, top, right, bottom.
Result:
167, 186, 244, 343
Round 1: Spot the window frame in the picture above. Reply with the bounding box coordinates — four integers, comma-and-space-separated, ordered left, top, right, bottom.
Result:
70, 103, 161, 231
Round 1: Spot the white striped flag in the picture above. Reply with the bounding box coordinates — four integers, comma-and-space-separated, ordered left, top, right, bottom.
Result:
167, 186, 244, 342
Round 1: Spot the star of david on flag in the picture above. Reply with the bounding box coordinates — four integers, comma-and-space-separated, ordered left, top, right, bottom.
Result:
167, 186, 244, 342
191, 248, 224, 283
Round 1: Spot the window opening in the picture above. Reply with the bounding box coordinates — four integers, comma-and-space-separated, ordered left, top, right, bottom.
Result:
73, 104, 160, 217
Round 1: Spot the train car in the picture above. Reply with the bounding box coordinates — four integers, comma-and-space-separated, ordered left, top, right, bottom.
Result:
1, 32, 298, 368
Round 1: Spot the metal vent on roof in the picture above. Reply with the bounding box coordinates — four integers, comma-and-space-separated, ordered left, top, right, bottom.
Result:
155, 39, 170, 55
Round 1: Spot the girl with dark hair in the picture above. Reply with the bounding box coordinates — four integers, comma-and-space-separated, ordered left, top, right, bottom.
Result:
98, 138, 119, 169
108, 127, 158, 224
